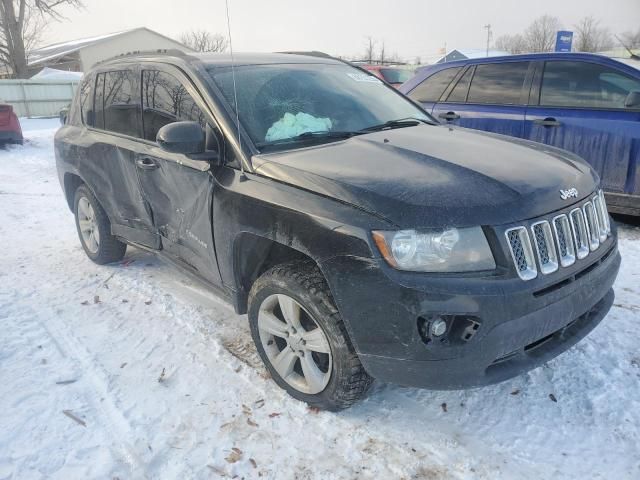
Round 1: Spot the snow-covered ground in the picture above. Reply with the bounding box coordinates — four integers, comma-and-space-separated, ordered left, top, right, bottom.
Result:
1, 119, 639, 480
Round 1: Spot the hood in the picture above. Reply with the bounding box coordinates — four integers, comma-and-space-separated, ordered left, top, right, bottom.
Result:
252, 125, 599, 228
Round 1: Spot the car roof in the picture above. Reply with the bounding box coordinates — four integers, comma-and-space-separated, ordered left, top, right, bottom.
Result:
97, 50, 345, 70
196, 52, 344, 68
400, 52, 640, 94
419, 52, 628, 71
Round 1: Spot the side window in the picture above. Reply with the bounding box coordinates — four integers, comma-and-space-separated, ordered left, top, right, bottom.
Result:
79, 75, 94, 126
141, 70, 206, 141
467, 62, 529, 105
540, 61, 640, 109
94, 73, 105, 130
446, 67, 474, 103
408, 67, 461, 103
100, 70, 141, 137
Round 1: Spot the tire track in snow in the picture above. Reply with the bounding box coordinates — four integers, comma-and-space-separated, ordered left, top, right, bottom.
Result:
102, 253, 492, 479
32, 303, 150, 478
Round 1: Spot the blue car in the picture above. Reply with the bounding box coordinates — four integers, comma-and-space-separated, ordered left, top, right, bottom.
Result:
400, 53, 640, 216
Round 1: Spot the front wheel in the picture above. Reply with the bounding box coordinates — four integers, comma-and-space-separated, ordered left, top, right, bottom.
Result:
248, 262, 373, 410
74, 185, 126, 264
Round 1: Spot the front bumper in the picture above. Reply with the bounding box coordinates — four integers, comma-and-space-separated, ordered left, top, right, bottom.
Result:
321, 236, 620, 389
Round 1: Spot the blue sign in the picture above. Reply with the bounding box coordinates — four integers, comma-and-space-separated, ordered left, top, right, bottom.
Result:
555, 31, 573, 52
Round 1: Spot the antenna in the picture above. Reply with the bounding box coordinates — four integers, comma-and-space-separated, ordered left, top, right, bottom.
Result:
225, 0, 246, 178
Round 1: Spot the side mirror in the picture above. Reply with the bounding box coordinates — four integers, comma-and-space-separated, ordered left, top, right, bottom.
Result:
625, 91, 640, 108
157, 121, 205, 155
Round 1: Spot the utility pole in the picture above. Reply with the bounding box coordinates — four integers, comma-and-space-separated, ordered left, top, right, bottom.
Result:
484, 24, 492, 57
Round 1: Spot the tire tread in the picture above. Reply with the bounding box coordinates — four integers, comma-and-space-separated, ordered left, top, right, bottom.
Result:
74, 185, 126, 264
250, 261, 373, 410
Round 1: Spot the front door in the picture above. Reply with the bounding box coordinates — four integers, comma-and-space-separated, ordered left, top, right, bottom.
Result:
432, 62, 532, 138
524, 60, 640, 197
133, 66, 223, 285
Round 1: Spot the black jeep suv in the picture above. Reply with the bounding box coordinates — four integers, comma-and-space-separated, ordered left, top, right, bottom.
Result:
55, 51, 620, 410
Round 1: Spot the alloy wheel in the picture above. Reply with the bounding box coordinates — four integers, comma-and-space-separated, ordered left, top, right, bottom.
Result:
257, 293, 332, 394
77, 196, 100, 254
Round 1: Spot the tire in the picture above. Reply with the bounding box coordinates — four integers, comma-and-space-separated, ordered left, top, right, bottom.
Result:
73, 184, 126, 264
248, 261, 373, 411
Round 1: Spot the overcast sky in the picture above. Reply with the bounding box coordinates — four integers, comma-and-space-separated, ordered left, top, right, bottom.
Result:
43, 0, 640, 61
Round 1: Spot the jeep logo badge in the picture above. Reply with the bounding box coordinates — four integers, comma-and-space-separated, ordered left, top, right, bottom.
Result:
560, 188, 579, 200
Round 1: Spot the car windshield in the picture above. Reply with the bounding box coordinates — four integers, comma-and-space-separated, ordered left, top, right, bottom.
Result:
206, 63, 431, 151
380, 68, 413, 84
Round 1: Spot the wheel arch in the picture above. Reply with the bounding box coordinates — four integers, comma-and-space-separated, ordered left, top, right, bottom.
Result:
232, 232, 324, 314
63, 172, 85, 211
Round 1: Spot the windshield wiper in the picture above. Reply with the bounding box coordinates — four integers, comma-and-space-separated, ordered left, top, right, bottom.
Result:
360, 117, 430, 133
255, 130, 361, 149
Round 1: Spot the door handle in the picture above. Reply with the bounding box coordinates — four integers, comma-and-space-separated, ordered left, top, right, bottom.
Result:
136, 157, 159, 170
533, 117, 561, 127
438, 111, 460, 121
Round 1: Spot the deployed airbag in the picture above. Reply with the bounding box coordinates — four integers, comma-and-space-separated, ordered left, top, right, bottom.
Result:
265, 112, 332, 142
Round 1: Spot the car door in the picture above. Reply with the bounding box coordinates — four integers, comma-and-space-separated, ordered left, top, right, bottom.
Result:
432, 61, 532, 138
133, 65, 223, 285
80, 68, 158, 248
524, 59, 640, 200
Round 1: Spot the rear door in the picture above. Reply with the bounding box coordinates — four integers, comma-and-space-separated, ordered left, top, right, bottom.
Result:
432, 61, 532, 137
134, 65, 222, 285
81, 68, 158, 248
524, 60, 640, 198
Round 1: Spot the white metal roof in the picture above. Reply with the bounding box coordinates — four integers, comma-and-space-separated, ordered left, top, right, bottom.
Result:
27, 27, 193, 66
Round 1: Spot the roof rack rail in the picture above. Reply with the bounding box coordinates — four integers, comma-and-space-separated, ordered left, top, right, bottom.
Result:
277, 50, 334, 59
96, 48, 189, 65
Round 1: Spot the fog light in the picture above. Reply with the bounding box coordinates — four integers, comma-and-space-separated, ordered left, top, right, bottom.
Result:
431, 318, 447, 337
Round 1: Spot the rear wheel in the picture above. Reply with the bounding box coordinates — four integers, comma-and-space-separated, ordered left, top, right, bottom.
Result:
74, 185, 126, 264
248, 261, 373, 410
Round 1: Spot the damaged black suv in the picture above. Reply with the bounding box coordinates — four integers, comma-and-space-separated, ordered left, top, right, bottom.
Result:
55, 51, 620, 410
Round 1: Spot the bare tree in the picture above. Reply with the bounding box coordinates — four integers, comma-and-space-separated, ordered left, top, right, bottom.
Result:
363, 36, 376, 63
523, 15, 562, 52
574, 16, 613, 52
179, 30, 228, 53
620, 29, 640, 49
0, 0, 82, 78
494, 33, 528, 54
378, 41, 386, 64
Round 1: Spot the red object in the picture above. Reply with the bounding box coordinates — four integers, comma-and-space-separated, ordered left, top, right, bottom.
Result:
0, 104, 23, 144
361, 65, 414, 89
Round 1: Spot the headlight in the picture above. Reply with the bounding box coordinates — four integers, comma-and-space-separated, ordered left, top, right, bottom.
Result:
372, 227, 495, 272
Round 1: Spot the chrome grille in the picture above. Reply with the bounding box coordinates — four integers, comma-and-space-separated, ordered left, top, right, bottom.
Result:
570, 208, 589, 259
506, 227, 537, 280
531, 221, 558, 274
506, 190, 611, 280
552, 214, 575, 267
583, 201, 600, 252
593, 192, 610, 241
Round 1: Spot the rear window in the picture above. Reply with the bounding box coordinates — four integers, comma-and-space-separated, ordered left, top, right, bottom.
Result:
408, 67, 461, 103
467, 62, 529, 105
